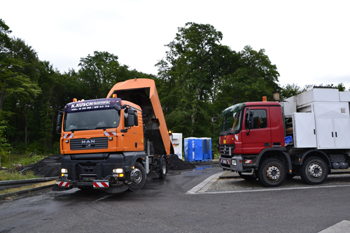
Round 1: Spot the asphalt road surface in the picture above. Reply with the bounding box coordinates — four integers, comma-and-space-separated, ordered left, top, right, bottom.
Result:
1, 165, 350, 233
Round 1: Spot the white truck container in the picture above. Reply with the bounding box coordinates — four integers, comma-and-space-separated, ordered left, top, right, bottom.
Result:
283, 87, 350, 150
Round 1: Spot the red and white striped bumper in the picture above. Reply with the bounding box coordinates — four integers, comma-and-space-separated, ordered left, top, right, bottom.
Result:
57, 181, 70, 187
93, 181, 109, 188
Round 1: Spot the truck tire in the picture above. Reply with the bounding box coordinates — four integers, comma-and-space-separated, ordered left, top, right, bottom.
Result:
300, 156, 328, 185
258, 158, 286, 187
158, 159, 167, 179
128, 162, 146, 191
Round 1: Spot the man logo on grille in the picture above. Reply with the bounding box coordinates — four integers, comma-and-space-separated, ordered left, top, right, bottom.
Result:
81, 139, 96, 148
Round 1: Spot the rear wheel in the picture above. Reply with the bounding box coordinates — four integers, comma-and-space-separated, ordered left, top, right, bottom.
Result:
300, 156, 328, 185
258, 158, 286, 187
128, 162, 146, 191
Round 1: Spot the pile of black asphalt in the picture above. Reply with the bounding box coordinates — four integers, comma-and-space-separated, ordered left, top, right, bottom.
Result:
25, 154, 195, 177
168, 154, 196, 170
24, 154, 62, 177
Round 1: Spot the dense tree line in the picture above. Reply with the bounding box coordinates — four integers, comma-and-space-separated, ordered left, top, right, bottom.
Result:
0, 19, 347, 158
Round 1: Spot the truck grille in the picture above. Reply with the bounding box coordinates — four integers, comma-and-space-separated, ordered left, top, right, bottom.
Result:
220, 144, 235, 158
70, 137, 108, 150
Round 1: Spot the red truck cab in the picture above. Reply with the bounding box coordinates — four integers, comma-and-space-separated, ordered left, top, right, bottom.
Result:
218, 101, 291, 186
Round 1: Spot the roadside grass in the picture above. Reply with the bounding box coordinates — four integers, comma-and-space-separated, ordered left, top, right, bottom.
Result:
1, 154, 46, 168
0, 154, 47, 181
0, 170, 41, 181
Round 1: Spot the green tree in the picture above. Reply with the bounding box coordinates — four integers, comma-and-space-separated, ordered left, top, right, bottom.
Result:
156, 22, 238, 137
78, 51, 130, 99
0, 20, 41, 150
280, 83, 303, 99
218, 46, 280, 106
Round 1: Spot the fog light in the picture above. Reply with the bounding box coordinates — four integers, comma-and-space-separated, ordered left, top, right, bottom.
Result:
118, 174, 124, 178
109, 137, 113, 141
113, 168, 123, 174
65, 140, 69, 143
232, 160, 237, 166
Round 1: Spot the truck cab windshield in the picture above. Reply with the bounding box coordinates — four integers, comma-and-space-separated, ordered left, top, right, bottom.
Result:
222, 103, 244, 133
63, 109, 120, 132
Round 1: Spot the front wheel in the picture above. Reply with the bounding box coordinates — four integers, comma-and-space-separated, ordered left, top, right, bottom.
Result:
158, 159, 167, 179
258, 158, 286, 187
128, 162, 146, 191
300, 156, 328, 185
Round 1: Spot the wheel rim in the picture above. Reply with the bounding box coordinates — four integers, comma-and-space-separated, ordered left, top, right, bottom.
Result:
308, 163, 323, 178
266, 166, 281, 181
130, 168, 142, 184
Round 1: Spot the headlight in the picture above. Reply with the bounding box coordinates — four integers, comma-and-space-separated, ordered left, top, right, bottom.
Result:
113, 168, 123, 174
61, 168, 68, 174
232, 160, 237, 166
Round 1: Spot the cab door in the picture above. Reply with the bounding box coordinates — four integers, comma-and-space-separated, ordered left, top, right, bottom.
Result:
241, 107, 271, 154
121, 110, 144, 151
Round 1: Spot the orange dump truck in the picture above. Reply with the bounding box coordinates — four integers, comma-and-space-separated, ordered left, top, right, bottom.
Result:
56, 78, 174, 193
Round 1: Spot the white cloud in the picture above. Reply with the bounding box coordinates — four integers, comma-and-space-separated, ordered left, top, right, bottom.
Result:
1, 0, 350, 89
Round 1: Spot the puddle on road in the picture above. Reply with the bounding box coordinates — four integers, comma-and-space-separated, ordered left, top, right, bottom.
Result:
195, 165, 213, 171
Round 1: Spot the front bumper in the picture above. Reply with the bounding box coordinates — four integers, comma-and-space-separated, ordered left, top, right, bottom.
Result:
219, 155, 245, 172
59, 153, 129, 188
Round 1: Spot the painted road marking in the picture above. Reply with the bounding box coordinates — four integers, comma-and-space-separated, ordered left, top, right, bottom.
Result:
319, 220, 350, 233
186, 172, 350, 195
186, 172, 225, 194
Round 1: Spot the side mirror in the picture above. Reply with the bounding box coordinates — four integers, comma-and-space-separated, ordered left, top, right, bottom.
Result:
56, 126, 61, 134
127, 108, 136, 127
113, 104, 121, 111
246, 109, 254, 136
211, 116, 220, 123
56, 112, 62, 134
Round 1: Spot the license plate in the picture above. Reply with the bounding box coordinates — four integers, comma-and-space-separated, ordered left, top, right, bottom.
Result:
222, 159, 230, 165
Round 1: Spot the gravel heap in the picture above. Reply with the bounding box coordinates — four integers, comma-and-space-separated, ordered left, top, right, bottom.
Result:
168, 154, 196, 170
25, 154, 62, 177
27, 154, 195, 177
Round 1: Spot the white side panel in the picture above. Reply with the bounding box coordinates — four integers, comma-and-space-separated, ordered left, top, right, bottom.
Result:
339, 92, 350, 102
333, 118, 350, 149
296, 88, 339, 106
316, 118, 334, 149
293, 113, 316, 148
172, 133, 183, 159
282, 96, 296, 116
313, 88, 339, 102
313, 102, 349, 118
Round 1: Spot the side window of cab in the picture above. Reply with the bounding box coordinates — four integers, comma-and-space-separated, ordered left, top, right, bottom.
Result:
245, 109, 267, 129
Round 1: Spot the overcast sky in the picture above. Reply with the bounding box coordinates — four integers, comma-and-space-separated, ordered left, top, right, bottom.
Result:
1, 0, 350, 90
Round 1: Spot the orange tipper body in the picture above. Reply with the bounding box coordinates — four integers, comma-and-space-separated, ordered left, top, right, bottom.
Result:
107, 78, 172, 156
57, 78, 174, 193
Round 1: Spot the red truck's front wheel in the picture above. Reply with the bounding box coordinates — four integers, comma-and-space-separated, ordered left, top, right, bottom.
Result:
258, 158, 286, 187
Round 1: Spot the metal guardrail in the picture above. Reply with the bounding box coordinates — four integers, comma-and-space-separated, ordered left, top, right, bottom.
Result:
0, 177, 58, 199
0, 177, 58, 186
